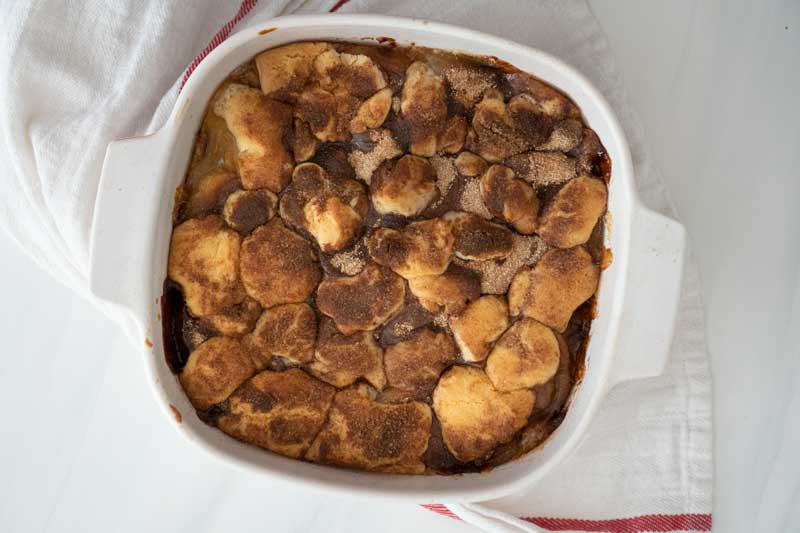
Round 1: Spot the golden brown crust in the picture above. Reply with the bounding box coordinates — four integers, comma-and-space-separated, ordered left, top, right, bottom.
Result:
479, 165, 539, 234
255, 42, 331, 101
407, 263, 481, 313
303, 195, 364, 253
508, 246, 599, 331
247, 303, 317, 367
213, 84, 294, 192
291, 118, 319, 162
287, 49, 388, 143
449, 295, 510, 363
454, 151, 489, 177
309, 319, 386, 389
240, 218, 322, 308
315, 264, 406, 335
485, 319, 560, 391
538, 118, 583, 152
470, 91, 555, 162
171, 42, 606, 475
179, 336, 256, 409
314, 49, 388, 100
222, 188, 277, 234
200, 297, 262, 336
384, 328, 456, 395
537, 176, 608, 248
445, 211, 514, 261
437, 115, 468, 154
350, 87, 393, 133
279, 162, 368, 252
168, 215, 246, 317
401, 62, 448, 156
371, 155, 438, 216
218, 368, 335, 458
432, 366, 534, 462
182, 169, 239, 219
505, 151, 577, 187
367, 218, 454, 279
505, 72, 578, 121
295, 87, 343, 142
306, 387, 432, 473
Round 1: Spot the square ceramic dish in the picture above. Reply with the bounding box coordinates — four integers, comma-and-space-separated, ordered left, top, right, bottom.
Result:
88, 14, 686, 502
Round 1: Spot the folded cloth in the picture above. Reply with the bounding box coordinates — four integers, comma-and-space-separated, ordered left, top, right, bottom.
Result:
0, 0, 713, 531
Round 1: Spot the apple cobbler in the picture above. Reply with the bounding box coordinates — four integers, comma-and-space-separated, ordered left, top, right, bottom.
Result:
163, 41, 610, 475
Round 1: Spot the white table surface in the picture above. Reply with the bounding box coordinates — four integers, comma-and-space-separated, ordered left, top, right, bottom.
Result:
1, 1, 798, 532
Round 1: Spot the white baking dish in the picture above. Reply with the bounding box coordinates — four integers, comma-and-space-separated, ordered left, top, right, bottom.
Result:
88, 14, 686, 503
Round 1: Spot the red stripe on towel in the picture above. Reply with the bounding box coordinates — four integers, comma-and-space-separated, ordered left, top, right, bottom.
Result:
420, 504, 463, 521
423, 505, 711, 532
329, 0, 352, 12
179, 0, 260, 91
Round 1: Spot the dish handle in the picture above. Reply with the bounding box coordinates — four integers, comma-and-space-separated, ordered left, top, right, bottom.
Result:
88, 129, 172, 345
607, 203, 687, 389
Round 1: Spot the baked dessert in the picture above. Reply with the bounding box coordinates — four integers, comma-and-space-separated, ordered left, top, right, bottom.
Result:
162, 40, 610, 475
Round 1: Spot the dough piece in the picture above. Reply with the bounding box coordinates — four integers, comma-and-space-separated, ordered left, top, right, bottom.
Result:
537, 176, 607, 248
180, 336, 256, 409
247, 303, 317, 367
316, 264, 405, 335
368, 218, 454, 279
306, 387, 432, 473
384, 328, 457, 395
508, 246, 599, 331
432, 366, 534, 462
240, 219, 321, 308
486, 319, 560, 391
218, 369, 335, 458
214, 84, 294, 192
309, 319, 386, 389
168, 215, 246, 317
449, 295, 509, 363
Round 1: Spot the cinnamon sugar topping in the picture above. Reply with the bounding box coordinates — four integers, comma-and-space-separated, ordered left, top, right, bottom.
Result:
457, 234, 549, 294
457, 178, 492, 219
429, 155, 458, 201
348, 129, 403, 184
330, 247, 367, 276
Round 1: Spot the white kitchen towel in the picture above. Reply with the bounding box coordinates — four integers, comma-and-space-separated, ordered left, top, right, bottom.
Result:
0, 1, 712, 532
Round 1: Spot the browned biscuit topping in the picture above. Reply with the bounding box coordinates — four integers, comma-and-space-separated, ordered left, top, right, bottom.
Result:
537, 176, 608, 248
367, 218, 455, 279
446, 211, 514, 261
218, 369, 335, 458
309, 319, 386, 389
384, 328, 457, 395
222, 188, 277, 234
200, 297, 262, 337
316, 264, 405, 335
509, 246, 600, 332
407, 263, 481, 314
179, 336, 256, 410
479, 165, 539, 234
433, 366, 534, 462
240, 218, 322, 308
214, 84, 294, 192
371, 155, 438, 216
485, 319, 561, 391
449, 295, 510, 363
165, 41, 609, 476
306, 386, 432, 473
247, 303, 317, 367
168, 215, 246, 317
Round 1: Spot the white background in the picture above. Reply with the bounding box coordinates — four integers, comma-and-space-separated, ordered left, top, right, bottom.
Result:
1, 1, 798, 532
